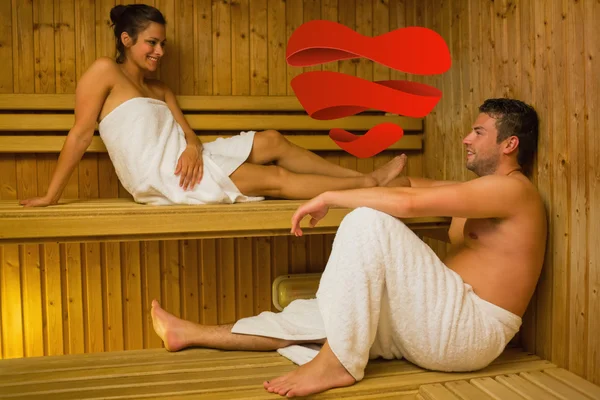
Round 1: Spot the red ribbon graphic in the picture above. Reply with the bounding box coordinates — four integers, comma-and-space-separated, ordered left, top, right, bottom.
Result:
286, 20, 451, 158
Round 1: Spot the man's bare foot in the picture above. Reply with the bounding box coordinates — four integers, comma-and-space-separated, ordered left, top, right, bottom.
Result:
151, 299, 194, 352
263, 342, 356, 397
369, 154, 408, 186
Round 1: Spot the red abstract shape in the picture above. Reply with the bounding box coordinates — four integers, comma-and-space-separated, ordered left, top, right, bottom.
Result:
286, 20, 451, 158
329, 123, 404, 159
291, 72, 442, 119
287, 20, 451, 74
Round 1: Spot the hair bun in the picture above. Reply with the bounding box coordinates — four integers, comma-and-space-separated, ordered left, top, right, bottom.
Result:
110, 5, 128, 25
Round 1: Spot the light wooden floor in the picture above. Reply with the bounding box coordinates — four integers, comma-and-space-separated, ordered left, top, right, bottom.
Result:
0, 346, 598, 399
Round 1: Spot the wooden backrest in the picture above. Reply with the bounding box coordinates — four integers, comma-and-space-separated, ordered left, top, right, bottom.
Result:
0, 94, 423, 153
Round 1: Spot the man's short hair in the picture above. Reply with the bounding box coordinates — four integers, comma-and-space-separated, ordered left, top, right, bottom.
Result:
479, 98, 539, 171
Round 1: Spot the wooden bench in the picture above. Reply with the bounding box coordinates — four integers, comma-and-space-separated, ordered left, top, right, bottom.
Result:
1, 345, 598, 399
0, 94, 450, 243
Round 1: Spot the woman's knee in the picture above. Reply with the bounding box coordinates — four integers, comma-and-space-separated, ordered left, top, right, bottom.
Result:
257, 129, 286, 149
262, 165, 290, 196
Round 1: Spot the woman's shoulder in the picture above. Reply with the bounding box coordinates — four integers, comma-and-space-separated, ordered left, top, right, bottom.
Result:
76, 57, 120, 94
79, 57, 120, 84
90, 57, 121, 72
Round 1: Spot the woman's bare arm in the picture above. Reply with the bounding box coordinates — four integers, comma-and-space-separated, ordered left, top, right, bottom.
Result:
161, 83, 202, 148
160, 82, 204, 190
20, 58, 114, 206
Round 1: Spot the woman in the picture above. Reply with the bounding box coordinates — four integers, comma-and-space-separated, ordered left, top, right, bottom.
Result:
20, 4, 405, 207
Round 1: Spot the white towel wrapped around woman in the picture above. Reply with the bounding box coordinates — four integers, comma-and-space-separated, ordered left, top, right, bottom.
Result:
98, 97, 263, 205
232, 207, 522, 381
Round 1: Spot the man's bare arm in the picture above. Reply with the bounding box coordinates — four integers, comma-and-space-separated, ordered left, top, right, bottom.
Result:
320, 175, 528, 220
407, 177, 461, 188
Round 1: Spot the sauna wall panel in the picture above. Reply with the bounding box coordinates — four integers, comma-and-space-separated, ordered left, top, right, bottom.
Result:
418, 0, 599, 385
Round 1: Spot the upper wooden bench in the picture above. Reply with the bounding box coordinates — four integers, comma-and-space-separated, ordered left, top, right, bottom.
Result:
0, 94, 450, 244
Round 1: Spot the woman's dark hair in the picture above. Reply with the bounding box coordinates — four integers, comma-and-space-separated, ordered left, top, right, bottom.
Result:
110, 4, 166, 64
479, 98, 539, 172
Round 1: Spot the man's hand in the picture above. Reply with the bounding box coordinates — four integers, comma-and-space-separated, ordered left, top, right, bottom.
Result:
20, 196, 57, 207
291, 195, 330, 236
175, 144, 204, 190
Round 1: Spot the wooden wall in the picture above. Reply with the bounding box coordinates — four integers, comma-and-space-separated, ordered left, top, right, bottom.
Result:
417, 0, 599, 385
0, 0, 427, 359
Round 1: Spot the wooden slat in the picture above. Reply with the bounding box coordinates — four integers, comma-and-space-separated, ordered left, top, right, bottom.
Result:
218, 238, 235, 324
0, 133, 422, 153
141, 241, 162, 349
212, 0, 231, 96
155, 0, 178, 92
194, 0, 213, 95
585, 0, 600, 386
544, 368, 600, 399
249, 0, 268, 96
419, 383, 462, 400
470, 377, 527, 400
200, 239, 218, 325
0, 0, 12, 93
231, 0, 250, 96
267, 0, 286, 96
518, 0, 538, 346
565, 0, 588, 379
12, 0, 35, 94
54, 0, 76, 94
496, 374, 561, 400
286, 0, 303, 96
0, 94, 301, 111
0, 113, 423, 132
444, 380, 495, 399
253, 237, 272, 314
520, 370, 591, 400
177, 0, 195, 96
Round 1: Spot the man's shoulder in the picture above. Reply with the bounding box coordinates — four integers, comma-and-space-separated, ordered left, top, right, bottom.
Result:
469, 174, 544, 210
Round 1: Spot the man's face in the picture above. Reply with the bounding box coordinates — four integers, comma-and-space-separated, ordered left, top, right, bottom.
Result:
462, 113, 502, 176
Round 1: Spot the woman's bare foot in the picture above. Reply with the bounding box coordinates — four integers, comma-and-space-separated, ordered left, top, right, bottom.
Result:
369, 154, 408, 186
263, 342, 356, 397
151, 299, 195, 352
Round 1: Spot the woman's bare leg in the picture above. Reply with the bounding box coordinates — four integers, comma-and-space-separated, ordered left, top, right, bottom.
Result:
151, 300, 322, 351
230, 156, 405, 199
246, 130, 362, 178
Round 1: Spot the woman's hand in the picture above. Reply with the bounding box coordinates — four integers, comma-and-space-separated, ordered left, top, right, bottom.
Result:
290, 195, 330, 236
175, 144, 204, 190
20, 196, 57, 207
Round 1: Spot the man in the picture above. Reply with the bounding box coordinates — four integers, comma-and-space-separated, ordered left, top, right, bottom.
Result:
151, 98, 547, 397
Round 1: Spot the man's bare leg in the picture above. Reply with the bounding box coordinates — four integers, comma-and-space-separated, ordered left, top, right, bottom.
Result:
231, 155, 407, 199
263, 341, 355, 397
151, 300, 319, 351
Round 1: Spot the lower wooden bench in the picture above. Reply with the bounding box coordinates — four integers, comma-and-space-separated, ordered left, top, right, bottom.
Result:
0, 199, 451, 244
1, 346, 597, 399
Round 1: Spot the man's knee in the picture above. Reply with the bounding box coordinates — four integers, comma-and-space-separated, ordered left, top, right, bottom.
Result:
342, 207, 397, 226
340, 207, 412, 236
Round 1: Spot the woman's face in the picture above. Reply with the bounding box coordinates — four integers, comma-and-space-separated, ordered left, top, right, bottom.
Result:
126, 22, 167, 72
